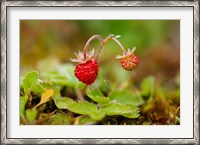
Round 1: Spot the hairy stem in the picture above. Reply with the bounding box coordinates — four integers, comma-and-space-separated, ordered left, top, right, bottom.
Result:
81, 34, 127, 99
82, 35, 111, 98
75, 87, 85, 101
95, 42, 104, 62
112, 37, 127, 55
83, 34, 104, 59
81, 85, 88, 97
95, 35, 114, 61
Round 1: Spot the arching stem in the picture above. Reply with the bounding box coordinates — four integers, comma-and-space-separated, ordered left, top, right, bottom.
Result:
81, 34, 127, 98
82, 35, 104, 98
111, 37, 127, 55
83, 34, 104, 60
95, 35, 113, 61
96, 35, 128, 61
95, 42, 104, 61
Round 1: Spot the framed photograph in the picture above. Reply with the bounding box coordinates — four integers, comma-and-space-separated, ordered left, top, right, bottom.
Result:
1, 0, 199, 144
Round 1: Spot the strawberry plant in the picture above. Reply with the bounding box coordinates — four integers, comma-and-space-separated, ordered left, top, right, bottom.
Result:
20, 34, 180, 125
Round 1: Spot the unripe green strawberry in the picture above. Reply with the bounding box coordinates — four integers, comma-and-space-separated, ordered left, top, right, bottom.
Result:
74, 59, 98, 85
116, 47, 139, 71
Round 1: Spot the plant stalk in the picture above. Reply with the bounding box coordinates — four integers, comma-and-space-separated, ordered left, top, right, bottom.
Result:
83, 34, 104, 60
81, 34, 127, 98
111, 37, 127, 55
75, 87, 85, 101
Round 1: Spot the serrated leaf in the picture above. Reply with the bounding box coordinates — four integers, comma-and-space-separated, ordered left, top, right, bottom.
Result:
100, 80, 111, 93
50, 113, 72, 125
54, 97, 74, 109
141, 76, 155, 98
108, 90, 144, 106
100, 103, 132, 116
67, 101, 98, 115
58, 64, 79, 85
75, 116, 96, 125
121, 105, 139, 118
25, 109, 38, 124
43, 71, 69, 85
97, 70, 111, 93
20, 95, 28, 119
23, 71, 43, 95
87, 88, 109, 104
43, 64, 83, 88
89, 110, 106, 121
40, 80, 61, 99
50, 85, 61, 99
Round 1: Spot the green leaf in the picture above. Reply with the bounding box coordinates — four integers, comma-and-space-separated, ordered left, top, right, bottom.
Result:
23, 71, 44, 95
75, 116, 96, 125
58, 64, 79, 85
108, 90, 144, 106
20, 95, 28, 119
25, 109, 38, 124
141, 76, 155, 98
42, 71, 71, 86
23, 71, 38, 95
43, 64, 83, 88
50, 113, 72, 125
67, 101, 98, 115
51, 85, 61, 99
54, 97, 74, 109
100, 103, 132, 116
89, 110, 106, 121
121, 105, 140, 119
87, 88, 109, 104
20, 77, 24, 89
39, 80, 61, 99
97, 70, 111, 93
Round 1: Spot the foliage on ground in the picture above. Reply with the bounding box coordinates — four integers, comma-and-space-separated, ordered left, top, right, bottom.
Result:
20, 64, 180, 125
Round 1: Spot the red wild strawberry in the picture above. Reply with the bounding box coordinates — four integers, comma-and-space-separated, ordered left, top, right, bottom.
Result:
70, 49, 99, 85
116, 47, 139, 71
74, 59, 98, 85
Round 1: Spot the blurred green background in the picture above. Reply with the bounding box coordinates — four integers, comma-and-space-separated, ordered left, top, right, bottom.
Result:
20, 20, 180, 86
